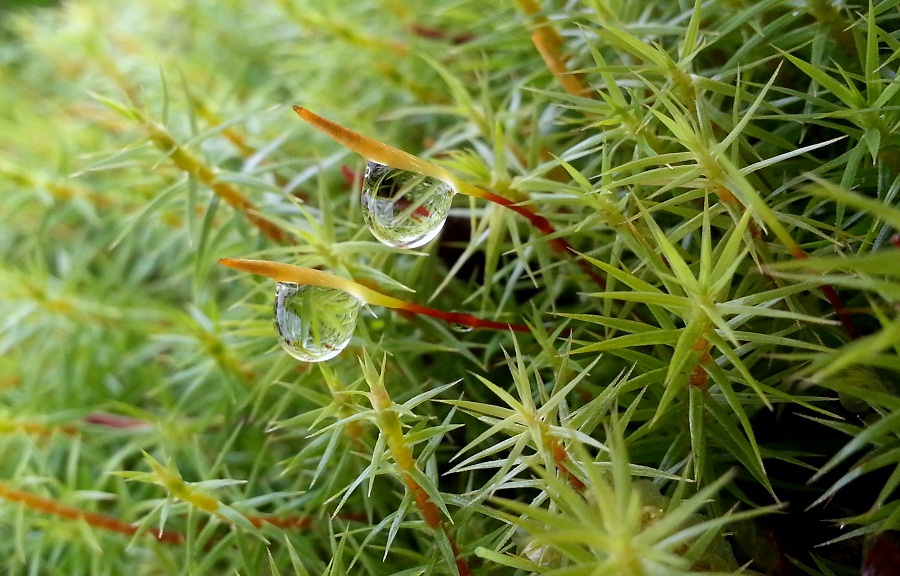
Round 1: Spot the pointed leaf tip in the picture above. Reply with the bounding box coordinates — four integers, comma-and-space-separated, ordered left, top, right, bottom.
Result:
217, 257, 274, 277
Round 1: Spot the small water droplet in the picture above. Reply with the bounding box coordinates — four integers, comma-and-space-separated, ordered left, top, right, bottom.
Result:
361, 161, 454, 248
450, 310, 473, 333
274, 282, 362, 362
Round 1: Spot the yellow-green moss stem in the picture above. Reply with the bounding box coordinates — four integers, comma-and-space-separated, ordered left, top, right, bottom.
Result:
365, 363, 471, 575
515, 0, 590, 97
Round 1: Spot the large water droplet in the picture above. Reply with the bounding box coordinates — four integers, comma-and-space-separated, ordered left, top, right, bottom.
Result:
274, 282, 362, 362
361, 161, 454, 248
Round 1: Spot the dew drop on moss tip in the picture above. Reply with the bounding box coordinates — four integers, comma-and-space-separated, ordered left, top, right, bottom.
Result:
361, 161, 454, 249
274, 282, 362, 362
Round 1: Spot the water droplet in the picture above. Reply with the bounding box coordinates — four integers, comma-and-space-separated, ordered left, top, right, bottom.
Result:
274, 282, 362, 362
361, 161, 454, 248
450, 310, 473, 333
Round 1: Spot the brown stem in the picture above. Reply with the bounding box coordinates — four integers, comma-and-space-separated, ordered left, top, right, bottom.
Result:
0, 481, 364, 547
402, 473, 470, 575
0, 482, 183, 544
516, 0, 590, 97
544, 436, 586, 491
189, 97, 298, 194
370, 371, 472, 575
145, 122, 287, 243
688, 335, 711, 388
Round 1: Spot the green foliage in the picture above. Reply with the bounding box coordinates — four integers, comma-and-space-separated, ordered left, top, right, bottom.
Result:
1, 0, 899, 574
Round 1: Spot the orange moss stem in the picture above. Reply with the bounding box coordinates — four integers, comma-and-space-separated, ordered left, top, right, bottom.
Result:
294, 107, 444, 179
0, 482, 183, 544
189, 98, 296, 193
0, 480, 362, 547
144, 121, 287, 243
688, 334, 711, 388
515, 0, 590, 97
544, 435, 586, 491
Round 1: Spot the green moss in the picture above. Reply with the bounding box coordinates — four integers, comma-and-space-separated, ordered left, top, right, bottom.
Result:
1, 1, 899, 574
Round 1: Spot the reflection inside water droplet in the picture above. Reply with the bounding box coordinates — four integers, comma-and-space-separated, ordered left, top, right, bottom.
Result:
274, 282, 362, 362
450, 310, 473, 333
361, 161, 454, 248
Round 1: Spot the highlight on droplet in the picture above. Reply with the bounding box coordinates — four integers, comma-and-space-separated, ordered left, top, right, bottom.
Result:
449, 310, 474, 333
220, 258, 530, 362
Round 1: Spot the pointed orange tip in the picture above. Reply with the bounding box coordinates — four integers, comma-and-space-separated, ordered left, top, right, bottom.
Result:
292, 106, 312, 121
293, 106, 331, 132
218, 257, 262, 275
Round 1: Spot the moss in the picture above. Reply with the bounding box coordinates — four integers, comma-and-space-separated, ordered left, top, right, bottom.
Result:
1, 1, 899, 574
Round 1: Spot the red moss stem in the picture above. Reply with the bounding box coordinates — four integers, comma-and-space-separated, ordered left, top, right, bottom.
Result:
478, 191, 607, 288
402, 302, 531, 333
790, 251, 859, 339
84, 413, 152, 429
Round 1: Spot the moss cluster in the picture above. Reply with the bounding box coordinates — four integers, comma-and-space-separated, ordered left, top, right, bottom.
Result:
1, 1, 899, 574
